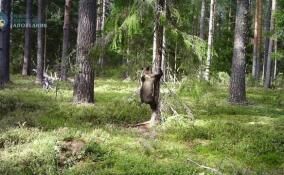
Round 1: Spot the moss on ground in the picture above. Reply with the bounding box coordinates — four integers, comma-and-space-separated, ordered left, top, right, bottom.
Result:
0, 75, 283, 174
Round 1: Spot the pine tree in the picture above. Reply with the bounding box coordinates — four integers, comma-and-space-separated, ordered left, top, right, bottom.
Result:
22, 0, 32, 76
61, 0, 72, 81
262, 0, 272, 82
36, 0, 46, 83
229, 0, 249, 104
0, 0, 11, 84
73, 0, 97, 103
252, 0, 263, 80
264, 0, 276, 89
199, 0, 206, 40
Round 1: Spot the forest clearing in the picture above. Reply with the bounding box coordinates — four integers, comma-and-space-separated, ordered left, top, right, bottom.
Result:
0, 0, 284, 174
0, 76, 283, 174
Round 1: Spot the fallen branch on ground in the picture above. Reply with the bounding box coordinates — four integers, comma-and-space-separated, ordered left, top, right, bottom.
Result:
187, 158, 223, 175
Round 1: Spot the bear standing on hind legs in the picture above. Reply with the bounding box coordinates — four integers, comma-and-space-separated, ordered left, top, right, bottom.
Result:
137, 67, 163, 128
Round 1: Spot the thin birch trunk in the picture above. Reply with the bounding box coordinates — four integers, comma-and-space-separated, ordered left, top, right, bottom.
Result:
204, 0, 216, 81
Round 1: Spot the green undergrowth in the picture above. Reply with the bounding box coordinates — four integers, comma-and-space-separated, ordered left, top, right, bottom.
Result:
0, 75, 283, 174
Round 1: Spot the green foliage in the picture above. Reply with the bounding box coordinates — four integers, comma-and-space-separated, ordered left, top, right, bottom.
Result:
178, 78, 215, 102
181, 32, 208, 62
1, 75, 284, 174
213, 72, 231, 86
272, 51, 284, 61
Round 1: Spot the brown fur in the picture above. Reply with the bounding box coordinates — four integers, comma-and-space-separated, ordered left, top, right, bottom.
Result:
140, 67, 162, 110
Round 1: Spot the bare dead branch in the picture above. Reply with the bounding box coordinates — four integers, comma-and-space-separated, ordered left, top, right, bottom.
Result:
187, 158, 223, 175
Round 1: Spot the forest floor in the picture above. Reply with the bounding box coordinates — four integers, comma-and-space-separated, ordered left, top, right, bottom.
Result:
0, 75, 284, 175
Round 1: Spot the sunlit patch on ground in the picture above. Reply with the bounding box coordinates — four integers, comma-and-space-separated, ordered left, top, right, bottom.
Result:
0, 75, 283, 174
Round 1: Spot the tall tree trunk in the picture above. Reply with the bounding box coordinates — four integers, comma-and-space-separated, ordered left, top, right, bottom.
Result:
161, 0, 166, 81
152, 25, 156, 65
73, 0, 97, 103
264, 0, 276, 89
229, 0, 249, 104
97, 0, 107, 68
228, 0, 232, 31
174, 41, 177, 84
252, 0, 263, 80
22, 0, 32, 76
151, 0, 165, 126
125, 36, 130, 79
61, 0, 72, 81
272, 40, 277, 80
44, 15, 47, 73
273, 60, 277, 80
204, 0, 216, 81
262, 0, 272, 82
199, 0, 206, 39
96, 0, 106, 36
0, 0, 11, 84
36, 0, 46, 83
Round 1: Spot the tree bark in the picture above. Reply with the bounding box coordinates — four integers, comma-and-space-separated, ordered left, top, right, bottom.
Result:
264, 0, 276, 89
204, 0, 216, 81
273, 40, 277, 79
161, 0, 166, 81
152, 25, 156, 65
73, 0, 97, 103
96, 0, 108, 68
22, 0, 32, 76
252, 0, 263, 80
36, 0, 46, 83
151, 0, 165, 126
96, 0, 106, 35
0, 0, 11, 84
61, 0, 72, 81
229, 0, 249, 104
262, 0, 272, 82
174, 41, 177, 84
199, 0, 206, 39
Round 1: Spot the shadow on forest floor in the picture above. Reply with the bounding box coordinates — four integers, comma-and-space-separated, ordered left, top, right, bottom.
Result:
0, 75, 284, 175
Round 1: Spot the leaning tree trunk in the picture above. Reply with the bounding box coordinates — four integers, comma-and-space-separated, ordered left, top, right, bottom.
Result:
36, 0, 46, 83
252, 0, 263, 80
60, 0, 72, 81
73, 0, 97, 103
199, 0, 206, 40
204, 0, 216, 81
22, 0, 32, 76
264, 0, 276, 89
0, 0, 11, 84
229, 0, 249, 104
262, 0, 272, 82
